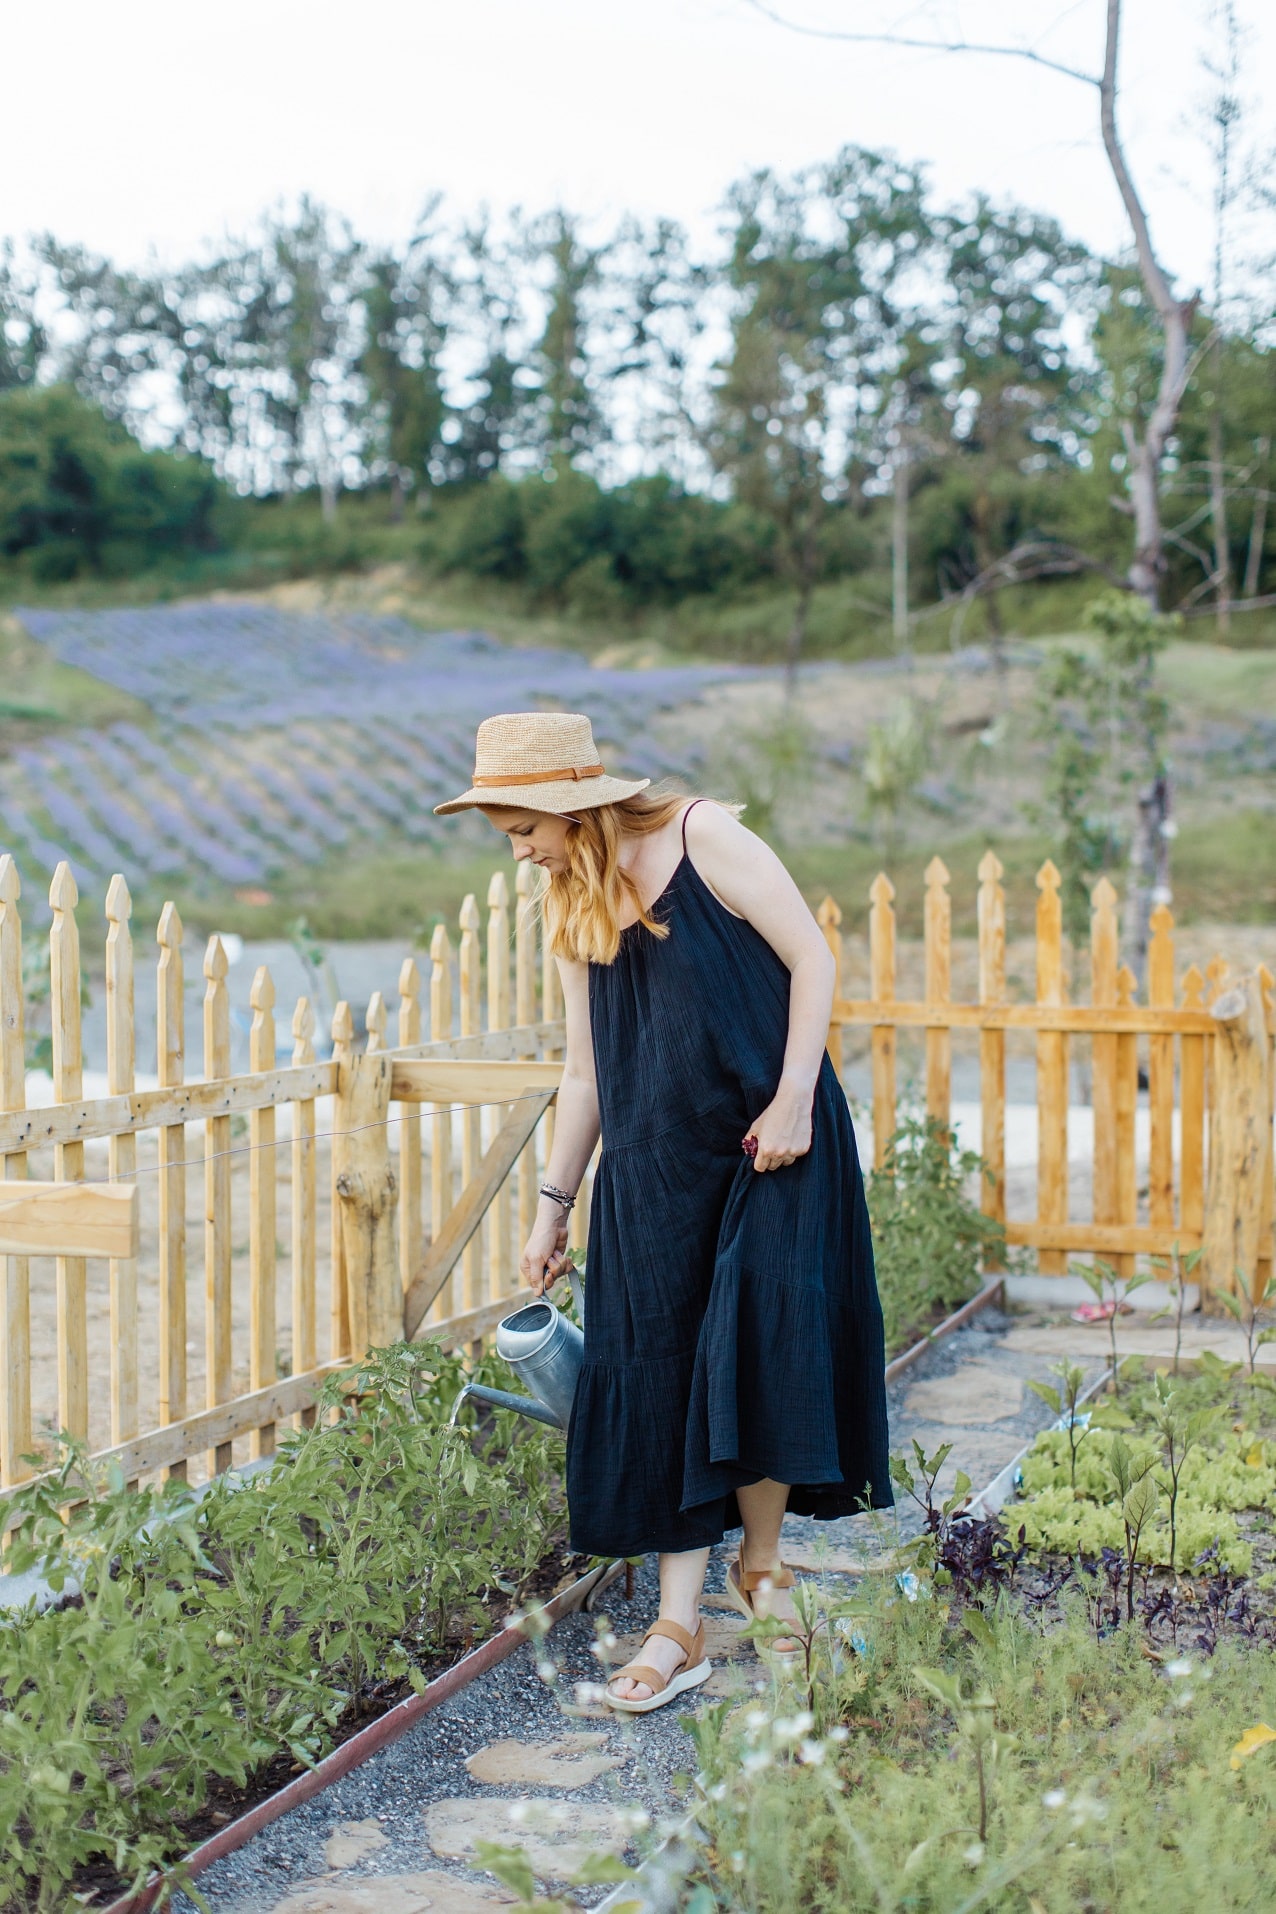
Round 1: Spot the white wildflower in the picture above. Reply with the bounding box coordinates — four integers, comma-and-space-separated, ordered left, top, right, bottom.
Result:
772, 1711, 815, 1744
1165, 1658, 1193, 1679
798, 1739, 826, 1765
1043, 1789, 1066, 1810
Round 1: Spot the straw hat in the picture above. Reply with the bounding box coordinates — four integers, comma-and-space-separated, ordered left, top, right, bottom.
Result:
433, 712, 650, 816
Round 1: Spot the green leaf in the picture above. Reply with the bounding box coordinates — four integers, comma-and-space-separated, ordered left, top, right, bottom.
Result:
963, 1610, 995, 1650
1027, 1381, 1062, 1414
474, 1840, 538, 1903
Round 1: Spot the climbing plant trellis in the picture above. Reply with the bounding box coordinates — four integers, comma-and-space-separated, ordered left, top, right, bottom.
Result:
0, 845, 1272, 1506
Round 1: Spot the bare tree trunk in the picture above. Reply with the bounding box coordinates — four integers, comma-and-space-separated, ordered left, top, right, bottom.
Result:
1100, 0, 1195, 609
891, 452, 911, 662
1207, 347, 1232, 635
1243, 442, 1270, 599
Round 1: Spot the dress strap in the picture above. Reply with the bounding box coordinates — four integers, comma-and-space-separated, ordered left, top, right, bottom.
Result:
681, 799, 708, 852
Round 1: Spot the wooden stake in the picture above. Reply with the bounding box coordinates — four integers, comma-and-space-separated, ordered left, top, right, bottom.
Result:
330, 1001, 354, 1359
398, 959, 422, 1304
335, 1051, 399, 1353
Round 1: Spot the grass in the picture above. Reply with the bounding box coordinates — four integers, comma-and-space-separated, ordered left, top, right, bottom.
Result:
0, 614, 146, 734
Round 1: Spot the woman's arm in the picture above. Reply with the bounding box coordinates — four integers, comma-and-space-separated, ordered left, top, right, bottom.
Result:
519, 956, 602, 1294
685, 802, 836, 1172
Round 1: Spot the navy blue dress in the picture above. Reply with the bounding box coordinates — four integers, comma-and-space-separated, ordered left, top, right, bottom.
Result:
566, 811, 892, 1558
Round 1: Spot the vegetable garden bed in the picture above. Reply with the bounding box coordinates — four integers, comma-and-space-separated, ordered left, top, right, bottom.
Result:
0, 1341, 587, 1913
676, 1343, 1276, 1914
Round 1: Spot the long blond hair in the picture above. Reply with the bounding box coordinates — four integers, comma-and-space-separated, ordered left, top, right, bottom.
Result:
542, 793, 693, 965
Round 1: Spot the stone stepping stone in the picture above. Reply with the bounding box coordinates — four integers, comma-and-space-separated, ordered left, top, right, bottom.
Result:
904, 1361, 1024, 1426
465, 1731, 628, 1787
425, 1797, 631, 1879
267, 1871, 514, 1913
322, 1819, 388, 1869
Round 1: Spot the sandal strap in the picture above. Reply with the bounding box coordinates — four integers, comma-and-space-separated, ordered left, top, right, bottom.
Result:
644, 1617, 700, 1658
608, 1660, 670, 1698
737, 1547, 795, 1595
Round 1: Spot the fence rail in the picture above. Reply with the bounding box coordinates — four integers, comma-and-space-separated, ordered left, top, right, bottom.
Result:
1, 844, 1273, 1506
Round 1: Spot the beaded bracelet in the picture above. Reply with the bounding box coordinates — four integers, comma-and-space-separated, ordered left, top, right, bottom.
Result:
540, 1182, 577, 1212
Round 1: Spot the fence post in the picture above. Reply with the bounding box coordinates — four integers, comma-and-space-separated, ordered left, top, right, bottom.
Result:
1090, 877, 1119, 1247
1202, 973, 1271, 1301
51, 864, 88, 1446
1258, 965, 1274, 1304
1147, 905, 1176, 1249
0, 855, 31, 1489
869, 873, 896, 1171
817, 895, 843, 1080
203, 935, 233, 1475
1114, 964, 1138, 1279
977, 851, 1006, 1253
334, 1044, 399, 1354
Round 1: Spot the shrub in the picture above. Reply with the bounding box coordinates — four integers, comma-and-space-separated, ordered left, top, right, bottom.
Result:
867, 1113, 1005, 1353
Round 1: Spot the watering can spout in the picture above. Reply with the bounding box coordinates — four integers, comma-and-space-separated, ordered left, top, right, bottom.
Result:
450, 1294, 585, 1433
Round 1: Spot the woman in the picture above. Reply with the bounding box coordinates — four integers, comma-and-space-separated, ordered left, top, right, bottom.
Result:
436, 711, 891, 1713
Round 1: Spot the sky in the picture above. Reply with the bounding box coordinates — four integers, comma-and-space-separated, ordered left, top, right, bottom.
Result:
4, 0, 1273, 293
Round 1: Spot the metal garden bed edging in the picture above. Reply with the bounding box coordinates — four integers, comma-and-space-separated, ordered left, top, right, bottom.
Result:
100, 1558, 628, 1914
883, 1278, 1006, 1384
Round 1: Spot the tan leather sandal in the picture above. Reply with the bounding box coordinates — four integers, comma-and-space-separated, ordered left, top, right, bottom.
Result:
603, 1617, 712, 1715
724, 1545, 803, 1666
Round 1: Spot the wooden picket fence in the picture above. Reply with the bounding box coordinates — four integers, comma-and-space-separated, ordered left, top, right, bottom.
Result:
1, 846, 1273, 1504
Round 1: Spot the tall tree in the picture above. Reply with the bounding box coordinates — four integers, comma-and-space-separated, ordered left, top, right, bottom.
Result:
0, 245, 46, 391
710, 146, 930, 683
525, 211, 605, 470
359, 210, 451, 514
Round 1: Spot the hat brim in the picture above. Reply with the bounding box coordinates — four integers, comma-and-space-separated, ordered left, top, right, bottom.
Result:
434, 774, 651, 817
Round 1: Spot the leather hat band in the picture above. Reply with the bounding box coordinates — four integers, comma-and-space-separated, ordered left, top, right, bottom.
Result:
471, 764, 606, 788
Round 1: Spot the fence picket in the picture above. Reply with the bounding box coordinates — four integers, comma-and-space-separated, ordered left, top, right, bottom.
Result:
365, 991, 386, 1055
156, 901, 186, 1476
487, 873, 512, 1300
1035, 862, 1067, 1275
543, 908, 562, 1160
398, 959, 422, 1311
249, 967, 277, 1458
330, 1001, 354, 1359
105, 876, 138, 1454
459, 895, 482, 1314
1114, 963, 1139, 1278
0, 855, 31, 1488
515, 862, 539, 1258
817, 896, 844, 1077
1147, 905, 1176, 1244
51, 865, 88, 1446
923, 859, 952, 1137
976, 851, 1006, 1250
291, 996, 317, 1429
1179, 965, 1207, 1240
1257, 964, 1274, 1300
869, 873, 896, 1170
202, 935, 233, 1475
1090, 878, 1119, 1242
429, 926, 456, 1323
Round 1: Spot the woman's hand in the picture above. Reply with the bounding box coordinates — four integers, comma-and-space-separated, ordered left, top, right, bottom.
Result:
520, 1208, 573, 1296
745, 1081, 814, 1173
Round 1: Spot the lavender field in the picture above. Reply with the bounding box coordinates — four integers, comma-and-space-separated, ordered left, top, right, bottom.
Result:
2, 604, 733, 899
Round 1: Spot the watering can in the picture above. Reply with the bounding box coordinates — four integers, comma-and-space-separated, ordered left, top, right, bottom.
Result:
449, 1267, 585, 1432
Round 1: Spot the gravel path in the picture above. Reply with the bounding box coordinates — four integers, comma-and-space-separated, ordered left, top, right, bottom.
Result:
171, 1308, 1103, 1914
